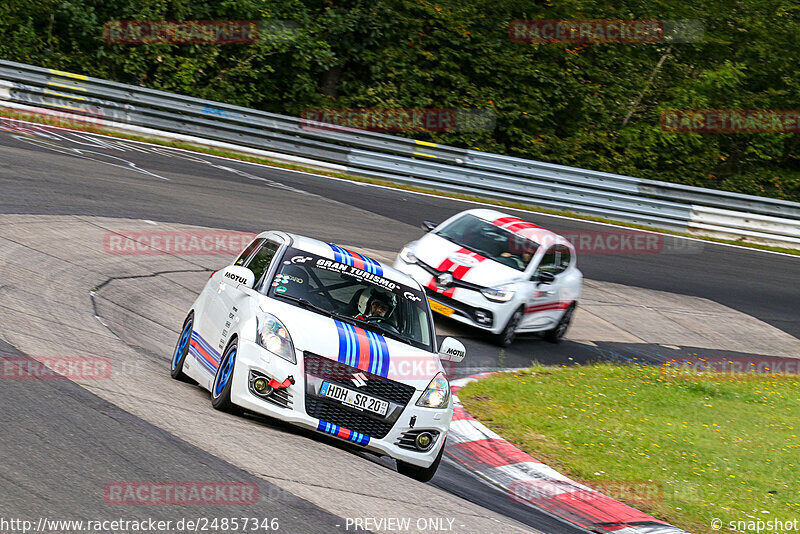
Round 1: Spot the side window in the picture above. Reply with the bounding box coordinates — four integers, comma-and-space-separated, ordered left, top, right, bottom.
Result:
554, 245, 571, 274
235, 238, 263, 266
247, 241, 280, 288
537, 246, 558, 274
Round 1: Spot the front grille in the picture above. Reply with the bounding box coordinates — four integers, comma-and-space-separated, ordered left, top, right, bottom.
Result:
304, 353, 415, 405
304, 353, 416, 439
305, 398, 394, 438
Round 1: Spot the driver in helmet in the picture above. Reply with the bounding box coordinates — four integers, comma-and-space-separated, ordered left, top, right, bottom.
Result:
355, 289, 395, 320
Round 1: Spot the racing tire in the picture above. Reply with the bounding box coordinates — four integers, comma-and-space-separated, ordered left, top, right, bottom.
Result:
396, 438, 446, 483
211, 338, 243, 414
170, 313, 196, 383
492, 306, 524, 347
543, 303, 575, 344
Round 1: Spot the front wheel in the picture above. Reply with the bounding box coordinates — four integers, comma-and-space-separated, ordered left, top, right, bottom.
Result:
397, 438, 446, 483
170, 313, 195, 383
543, 303, 575, 344
211, 339, 242, 414
491, 307, 524, 347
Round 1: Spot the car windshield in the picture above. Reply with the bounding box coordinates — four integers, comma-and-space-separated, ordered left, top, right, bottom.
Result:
435, 214, 540, 271
268, 248, 434, 351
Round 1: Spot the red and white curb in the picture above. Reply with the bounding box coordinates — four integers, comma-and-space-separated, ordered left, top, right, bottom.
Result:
446, 373, 686, 534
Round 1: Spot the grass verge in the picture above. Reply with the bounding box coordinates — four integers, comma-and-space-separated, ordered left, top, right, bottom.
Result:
2, 108, 798, 257
459, 363, 800, 534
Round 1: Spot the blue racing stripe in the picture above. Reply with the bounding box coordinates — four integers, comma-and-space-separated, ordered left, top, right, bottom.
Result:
334, 320, 349, 366
374, 332, 390, 377
364, 330, 380, 375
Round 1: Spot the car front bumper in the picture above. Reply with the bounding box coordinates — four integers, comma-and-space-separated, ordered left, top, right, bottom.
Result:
394, 258, 518, 335
229, 339, 452, 467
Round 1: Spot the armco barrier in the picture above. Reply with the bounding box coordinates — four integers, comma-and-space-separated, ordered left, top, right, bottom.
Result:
1, 59, 799, 249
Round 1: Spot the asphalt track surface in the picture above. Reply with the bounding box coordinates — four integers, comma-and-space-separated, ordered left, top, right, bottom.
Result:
0, 122, 798, 533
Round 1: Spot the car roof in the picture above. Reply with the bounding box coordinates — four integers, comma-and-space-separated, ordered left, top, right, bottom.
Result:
256, 231, 424, 289
454, 208, 570, 248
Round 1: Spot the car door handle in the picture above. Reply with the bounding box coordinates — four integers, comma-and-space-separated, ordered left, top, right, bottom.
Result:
543, 290, 555, 296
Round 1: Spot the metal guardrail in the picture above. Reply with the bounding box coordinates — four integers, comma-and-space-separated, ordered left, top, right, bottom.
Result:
1, 58, 799, 249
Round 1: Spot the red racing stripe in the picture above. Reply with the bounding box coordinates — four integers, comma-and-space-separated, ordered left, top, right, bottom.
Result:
525, 301, 572, 314
190, 339, 219, 369
492, 216, 541, 232
353, 326, 372, 373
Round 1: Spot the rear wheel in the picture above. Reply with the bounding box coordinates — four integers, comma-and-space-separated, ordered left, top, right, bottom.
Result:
397, 438, 446, 483
543, 303, 575, 344
211, 339, 242, 414
170, 313, 195, 382
492, 307, 524, 347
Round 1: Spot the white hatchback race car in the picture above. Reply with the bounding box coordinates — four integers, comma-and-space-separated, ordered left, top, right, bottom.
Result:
394, 209, 582, 346
170, 231, 466, 482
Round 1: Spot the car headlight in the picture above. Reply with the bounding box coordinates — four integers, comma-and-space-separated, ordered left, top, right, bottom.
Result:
399, 246, 417, 264
481, 285, 516, 302
416, 372, 450, 409
256, 313, 296, 364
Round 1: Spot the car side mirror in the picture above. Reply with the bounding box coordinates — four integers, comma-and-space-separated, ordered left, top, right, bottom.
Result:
438, 337, 466, 362
536, 271, 556, 285
422, 220, 438, 231
220, 265, 256, 289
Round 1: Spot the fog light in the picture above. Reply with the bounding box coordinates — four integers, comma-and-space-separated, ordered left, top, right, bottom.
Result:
415, 432, 434, 451
254, 377, 270, 394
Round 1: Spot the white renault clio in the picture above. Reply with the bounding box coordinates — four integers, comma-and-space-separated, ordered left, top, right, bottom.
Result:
394, 209, 582, 346
170, 231, 466, 482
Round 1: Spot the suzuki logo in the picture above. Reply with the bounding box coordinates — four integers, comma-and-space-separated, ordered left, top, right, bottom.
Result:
351, 372, 368, 388
437, 272, 454, 288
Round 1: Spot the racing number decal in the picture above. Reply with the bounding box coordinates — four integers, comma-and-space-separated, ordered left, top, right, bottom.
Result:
218, 306, 238, 352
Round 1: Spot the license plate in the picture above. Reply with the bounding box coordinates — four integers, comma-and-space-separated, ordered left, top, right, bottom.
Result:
319, 381, 389, 416
428, 298, 454, 317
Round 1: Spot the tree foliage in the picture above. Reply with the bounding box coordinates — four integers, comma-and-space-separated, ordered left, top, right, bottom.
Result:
2, 0, 798, 200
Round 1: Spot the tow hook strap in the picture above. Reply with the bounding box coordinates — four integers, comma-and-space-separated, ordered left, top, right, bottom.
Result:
268, 376, 295, 389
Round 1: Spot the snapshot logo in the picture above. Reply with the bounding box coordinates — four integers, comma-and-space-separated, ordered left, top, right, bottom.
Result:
103, 20, 258, 45
104, 481, 258, 505
660, 109, 800, 134
509, 19, 703, 44
509, 479, 664, 508
104, 231, 257, 255
299, 108, 495, 134
1, 356, 111, 381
